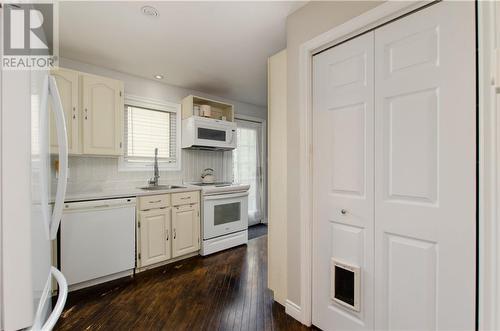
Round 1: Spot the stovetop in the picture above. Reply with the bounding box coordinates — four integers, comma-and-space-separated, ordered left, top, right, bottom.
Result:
189, 182, 250, 195
190, 182, 233, 187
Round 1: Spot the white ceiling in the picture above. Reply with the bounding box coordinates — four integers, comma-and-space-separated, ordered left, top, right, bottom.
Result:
59, 1, 305, 107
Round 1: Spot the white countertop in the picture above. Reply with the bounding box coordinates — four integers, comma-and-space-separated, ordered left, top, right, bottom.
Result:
58, 185, 202, 203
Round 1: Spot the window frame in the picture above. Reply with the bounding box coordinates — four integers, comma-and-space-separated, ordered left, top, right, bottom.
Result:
118, 94, 181, 172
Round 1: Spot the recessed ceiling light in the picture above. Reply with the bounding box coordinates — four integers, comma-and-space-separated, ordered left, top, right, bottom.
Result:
141, 6, 159, 17
154, 74, 164, 80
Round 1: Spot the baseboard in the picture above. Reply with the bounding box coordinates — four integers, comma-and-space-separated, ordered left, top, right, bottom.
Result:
68, 269, 134, 292
285, 299, 302, 323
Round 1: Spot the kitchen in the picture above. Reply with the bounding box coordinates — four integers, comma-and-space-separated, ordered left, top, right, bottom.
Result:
2, 1, 499, 331
47, 0, 274, 320
1, 1, 285, 330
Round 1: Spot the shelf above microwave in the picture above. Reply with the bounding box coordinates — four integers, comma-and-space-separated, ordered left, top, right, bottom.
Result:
182, 95, 234, 122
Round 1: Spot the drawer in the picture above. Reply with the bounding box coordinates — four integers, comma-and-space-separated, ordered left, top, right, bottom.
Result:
138, 194, 170, 210
172, 191, 199, 206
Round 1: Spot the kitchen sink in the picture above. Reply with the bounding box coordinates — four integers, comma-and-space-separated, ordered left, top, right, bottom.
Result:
139, 185, 186, 191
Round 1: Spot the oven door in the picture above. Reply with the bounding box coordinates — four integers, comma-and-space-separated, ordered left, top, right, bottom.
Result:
203, 191, 248, 240
194, 122, 236, 149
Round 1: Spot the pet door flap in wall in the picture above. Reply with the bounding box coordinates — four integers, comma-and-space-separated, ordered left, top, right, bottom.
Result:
331, 258, 361, 312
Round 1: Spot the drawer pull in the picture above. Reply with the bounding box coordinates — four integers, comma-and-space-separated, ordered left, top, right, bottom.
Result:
149, 200, 162, 203
181, 197, 191, 200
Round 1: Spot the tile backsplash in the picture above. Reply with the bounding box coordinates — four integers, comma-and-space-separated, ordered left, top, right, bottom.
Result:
52, 150, 233, 195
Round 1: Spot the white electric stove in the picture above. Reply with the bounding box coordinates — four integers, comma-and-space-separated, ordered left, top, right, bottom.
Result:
190, 182, 250, 255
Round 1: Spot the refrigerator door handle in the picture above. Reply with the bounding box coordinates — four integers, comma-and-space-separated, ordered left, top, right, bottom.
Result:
39, 75, 51, 238
48, 75, 68, 240
41, 267, 68, 331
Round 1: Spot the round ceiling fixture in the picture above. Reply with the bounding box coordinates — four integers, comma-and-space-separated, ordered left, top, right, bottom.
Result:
154, 74, 164, 80
141, 6, 159, 18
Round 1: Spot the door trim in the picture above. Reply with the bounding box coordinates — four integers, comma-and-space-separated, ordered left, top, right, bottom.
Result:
478, 1, 500, 330
294, 0, 457, 326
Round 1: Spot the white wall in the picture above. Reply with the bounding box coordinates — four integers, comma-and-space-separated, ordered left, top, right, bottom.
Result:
285, 0, 382, 307
267, 49, 288, 305
56, 58, 267, 194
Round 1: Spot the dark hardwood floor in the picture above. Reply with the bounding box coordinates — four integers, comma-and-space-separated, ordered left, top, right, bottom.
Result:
55, 235, 315, 331
248, 223, 268, 240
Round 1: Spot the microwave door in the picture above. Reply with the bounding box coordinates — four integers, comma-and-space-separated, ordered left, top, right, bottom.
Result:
195, 127, 228, 148
194, 122, 236, 149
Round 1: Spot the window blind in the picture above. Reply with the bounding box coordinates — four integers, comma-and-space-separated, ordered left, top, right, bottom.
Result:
124, 105, 177, 162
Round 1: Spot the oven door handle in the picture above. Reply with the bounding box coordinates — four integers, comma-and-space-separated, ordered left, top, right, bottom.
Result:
204, 192, 248, 201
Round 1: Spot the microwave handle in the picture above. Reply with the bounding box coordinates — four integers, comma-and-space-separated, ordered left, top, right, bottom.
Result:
204, 191, 248, 201
229, 129, 236, 144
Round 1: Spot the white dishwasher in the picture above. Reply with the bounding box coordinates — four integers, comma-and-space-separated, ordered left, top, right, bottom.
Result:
61, 197, 136, 288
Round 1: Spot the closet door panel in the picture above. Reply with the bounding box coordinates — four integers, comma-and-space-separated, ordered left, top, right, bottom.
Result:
312, 32, 374, 331
374, 2, 475, 330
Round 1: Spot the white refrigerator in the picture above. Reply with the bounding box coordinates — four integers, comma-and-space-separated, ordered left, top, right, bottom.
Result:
1, 67, 69, 330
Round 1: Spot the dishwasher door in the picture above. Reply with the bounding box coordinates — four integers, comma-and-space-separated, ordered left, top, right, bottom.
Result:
61, 198, 136, 286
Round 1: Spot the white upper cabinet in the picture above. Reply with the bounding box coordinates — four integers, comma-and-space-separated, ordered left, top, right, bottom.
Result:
50, 69, 124, 156
81, 74, 124, 156
50, 69, 80, 154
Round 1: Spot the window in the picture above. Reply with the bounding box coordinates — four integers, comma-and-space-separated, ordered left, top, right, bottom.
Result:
119, 95, 181, 171
232, 118, 265, 225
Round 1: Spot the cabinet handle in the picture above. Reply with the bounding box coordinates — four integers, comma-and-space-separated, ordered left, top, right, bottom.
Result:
84, 108, 88, 120
149, 200, 162, 203
166, 229, 169, 241
181, 197, 190, 200
173, 229, 176, 239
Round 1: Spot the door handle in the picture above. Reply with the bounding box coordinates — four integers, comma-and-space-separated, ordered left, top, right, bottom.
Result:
341, 209, 348, 215
41, 267, 68, 331
48, 75, 68, 240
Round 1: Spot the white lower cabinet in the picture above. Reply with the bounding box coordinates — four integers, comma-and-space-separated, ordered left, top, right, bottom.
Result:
172, 203, 200, 258
138, 208, 171, 267
137, 191, 200, 269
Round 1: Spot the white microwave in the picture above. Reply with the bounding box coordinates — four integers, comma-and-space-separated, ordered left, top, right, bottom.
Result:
182, 116, 237, 150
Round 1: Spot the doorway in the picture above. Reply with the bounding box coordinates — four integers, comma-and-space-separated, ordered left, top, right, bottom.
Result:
233, 117, 266, 226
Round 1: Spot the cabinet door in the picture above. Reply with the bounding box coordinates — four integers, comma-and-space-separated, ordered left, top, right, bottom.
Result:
139, 208, 171, 267
81, 74, 123, 155
172, 204, 200, 258
49, 69, 79, 154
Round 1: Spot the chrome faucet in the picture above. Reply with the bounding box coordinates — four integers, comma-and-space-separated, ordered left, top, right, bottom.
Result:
148, 148, 160, 187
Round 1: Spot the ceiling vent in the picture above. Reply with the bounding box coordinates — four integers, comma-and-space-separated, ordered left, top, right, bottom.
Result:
141, 6, 159, 18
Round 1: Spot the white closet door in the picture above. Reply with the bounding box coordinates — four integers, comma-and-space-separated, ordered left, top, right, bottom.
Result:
312, 32, 374, 331
374, 2, 475, 330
